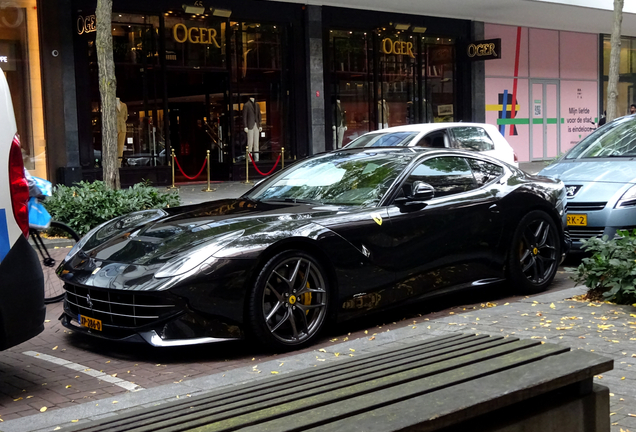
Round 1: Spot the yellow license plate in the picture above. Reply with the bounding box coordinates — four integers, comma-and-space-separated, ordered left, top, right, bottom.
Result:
79, 314, 102, 331
567, 214, 587, 226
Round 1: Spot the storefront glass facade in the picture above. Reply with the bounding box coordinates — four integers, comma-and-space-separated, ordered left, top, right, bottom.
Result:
327, 26, 458, 148
601, 35, 636, 117
74, 3, 296, 184
0, 1, 45, 178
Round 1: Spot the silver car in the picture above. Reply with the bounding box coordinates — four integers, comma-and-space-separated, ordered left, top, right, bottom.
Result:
539, 115, 636, 250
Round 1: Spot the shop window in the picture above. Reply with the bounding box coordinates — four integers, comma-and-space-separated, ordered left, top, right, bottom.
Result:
164, 12, 226, 69
163, 13, 229, 175
229, 22, 288, 163
329, 30, 372, 148
0, 3, 43, 174
86, 14, 164, 169
422, 37, 455, 123
601, 35, 636, 117
376, 29, 418, 129
327, 28, 457, 150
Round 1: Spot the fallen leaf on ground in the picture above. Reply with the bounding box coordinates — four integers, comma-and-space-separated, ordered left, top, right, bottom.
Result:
40, 407, 47, 412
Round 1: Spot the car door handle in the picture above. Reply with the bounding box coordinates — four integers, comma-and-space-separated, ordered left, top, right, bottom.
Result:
489, 204, 500, 214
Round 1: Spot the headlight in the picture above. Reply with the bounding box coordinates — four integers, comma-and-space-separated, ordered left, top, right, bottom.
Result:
155, 230, 244, 279
616, 184, 636, 208
63, 221, 110, 262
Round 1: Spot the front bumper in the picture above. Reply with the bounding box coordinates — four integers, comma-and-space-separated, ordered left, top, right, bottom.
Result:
566, 203, 636, 250
60, 314, 241, 346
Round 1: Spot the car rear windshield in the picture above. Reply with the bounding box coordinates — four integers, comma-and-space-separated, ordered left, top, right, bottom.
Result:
247, 152, 411, 207
345, 132, 419, 148
566, 116, 636, 159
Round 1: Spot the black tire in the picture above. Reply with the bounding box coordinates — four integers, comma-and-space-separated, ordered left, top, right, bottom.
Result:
248, 250, 330, 350
507, 210, 560, 293
29, 222, 80, 304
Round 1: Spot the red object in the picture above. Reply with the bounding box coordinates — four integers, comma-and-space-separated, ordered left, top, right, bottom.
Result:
509, 26, 522, 136
316, 91, 320, 97
514, 152, 519, 163
173, 155, 207, 180
248, 152, 281, 176
8, 135, 29, 238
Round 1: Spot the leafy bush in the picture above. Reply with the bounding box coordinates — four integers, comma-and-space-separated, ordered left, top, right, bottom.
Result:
43, 180, 181, 236
573, 229, 636, 304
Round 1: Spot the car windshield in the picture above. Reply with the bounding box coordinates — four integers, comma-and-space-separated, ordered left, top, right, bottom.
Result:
247, 151, 411, 207
566, 116, 636, 159
345, 131, 419, 148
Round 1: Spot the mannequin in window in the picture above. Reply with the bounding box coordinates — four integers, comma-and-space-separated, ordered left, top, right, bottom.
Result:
332, 99, 347, 149
116, 97, 128, 167
378, 99, 389, 129
243, 97, 262, 161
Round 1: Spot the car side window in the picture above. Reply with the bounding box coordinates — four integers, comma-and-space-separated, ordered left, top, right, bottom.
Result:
450, 127, 495, 152
467, 158, 504, 186
401, 156, 477, 198
415, 131, 448, 148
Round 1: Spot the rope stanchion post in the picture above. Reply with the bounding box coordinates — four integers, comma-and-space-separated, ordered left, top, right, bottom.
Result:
167, 149, 178, 189
202, 150, 216, 192
244, 146, 251, 184
282, 147, 285, 170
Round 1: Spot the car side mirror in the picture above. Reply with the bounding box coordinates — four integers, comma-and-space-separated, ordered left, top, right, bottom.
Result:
411, 181, 435, 201
394, 181, 434, 208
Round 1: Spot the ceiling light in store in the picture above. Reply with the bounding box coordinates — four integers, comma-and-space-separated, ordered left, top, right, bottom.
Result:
212, 8, 232, 17
182, 4, 205, 14
394, 23, 410, 30
412, 26, 427, 33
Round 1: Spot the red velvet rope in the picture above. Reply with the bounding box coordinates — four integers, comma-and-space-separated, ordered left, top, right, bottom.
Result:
174, 156, 207, 180
248, 153, 281, 176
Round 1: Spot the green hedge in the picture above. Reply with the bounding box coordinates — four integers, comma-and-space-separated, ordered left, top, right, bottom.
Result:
573, 229, 636, 304
43, 180, 181, 236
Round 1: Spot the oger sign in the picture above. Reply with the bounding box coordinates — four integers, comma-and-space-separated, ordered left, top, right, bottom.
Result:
173, 23, 221, 48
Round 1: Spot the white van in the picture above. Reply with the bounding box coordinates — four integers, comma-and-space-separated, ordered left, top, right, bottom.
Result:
0, 69, 45, 350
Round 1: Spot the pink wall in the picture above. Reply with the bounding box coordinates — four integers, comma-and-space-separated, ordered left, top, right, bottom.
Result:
529, 29, 559, 79
484, 23, 598, 162
485, 24, 528, 78
560, 32, 598, 80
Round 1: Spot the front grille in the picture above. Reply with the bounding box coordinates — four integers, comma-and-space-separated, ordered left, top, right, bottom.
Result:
568, 227, 605, 242
567, 202, 607, 211
64, 284, 180, 328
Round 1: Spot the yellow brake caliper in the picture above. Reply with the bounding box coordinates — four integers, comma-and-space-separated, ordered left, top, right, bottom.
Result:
300, 274, 312, 314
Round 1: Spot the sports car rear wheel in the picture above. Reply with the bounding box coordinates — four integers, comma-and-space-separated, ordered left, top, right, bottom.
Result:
508, 210, 560, 293
248, 250, 330, 349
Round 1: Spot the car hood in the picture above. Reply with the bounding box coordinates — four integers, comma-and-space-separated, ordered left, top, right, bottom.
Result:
539, 159, 636, 184
74, 199, 348, 267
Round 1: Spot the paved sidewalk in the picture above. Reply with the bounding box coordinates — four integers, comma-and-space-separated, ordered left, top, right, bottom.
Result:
3, 285, 636, 432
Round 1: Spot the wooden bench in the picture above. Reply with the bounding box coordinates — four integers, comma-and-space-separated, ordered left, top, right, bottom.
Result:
68, 333, 613, 432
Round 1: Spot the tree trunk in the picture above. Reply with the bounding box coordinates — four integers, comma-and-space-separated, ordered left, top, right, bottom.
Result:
96, 0, 119, 189
606, 0, 624, 123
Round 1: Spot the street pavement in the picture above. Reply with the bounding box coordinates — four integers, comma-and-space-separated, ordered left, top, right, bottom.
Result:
3, 282, 636, 432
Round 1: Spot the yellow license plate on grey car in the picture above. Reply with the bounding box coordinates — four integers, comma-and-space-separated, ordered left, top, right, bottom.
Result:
567, 214, 587, 226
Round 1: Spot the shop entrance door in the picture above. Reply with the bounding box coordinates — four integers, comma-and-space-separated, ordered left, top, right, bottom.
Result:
167, 70, 229, 181
530, 80, 560, 160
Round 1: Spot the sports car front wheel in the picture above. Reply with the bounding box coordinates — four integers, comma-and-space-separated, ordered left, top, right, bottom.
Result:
508, 210, 560, 293
248, 250, 330, 349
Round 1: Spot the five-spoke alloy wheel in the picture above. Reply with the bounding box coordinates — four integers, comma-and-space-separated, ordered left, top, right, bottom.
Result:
248, 250, 330, 349
508, 210, 561, 293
